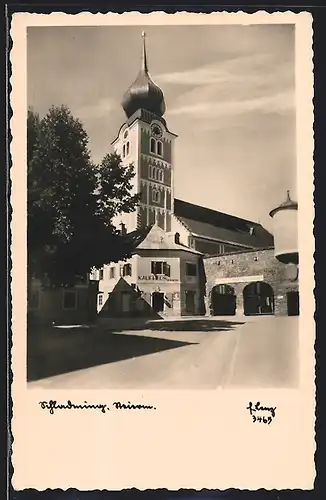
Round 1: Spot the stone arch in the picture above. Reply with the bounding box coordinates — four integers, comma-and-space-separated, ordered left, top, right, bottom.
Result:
243, 281, 274, 316
211, 284, 236, 316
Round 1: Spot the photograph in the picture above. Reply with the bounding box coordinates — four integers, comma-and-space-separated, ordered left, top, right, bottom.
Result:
26, 22, 301, 390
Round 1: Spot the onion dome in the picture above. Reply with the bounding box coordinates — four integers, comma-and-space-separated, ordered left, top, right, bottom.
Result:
269, 190, 298, 218
121, 32, 166, 119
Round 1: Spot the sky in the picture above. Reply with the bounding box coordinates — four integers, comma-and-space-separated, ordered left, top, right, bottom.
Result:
27, 24, 296, 232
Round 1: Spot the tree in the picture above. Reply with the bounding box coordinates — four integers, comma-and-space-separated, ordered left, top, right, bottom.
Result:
28, 105, 141, 288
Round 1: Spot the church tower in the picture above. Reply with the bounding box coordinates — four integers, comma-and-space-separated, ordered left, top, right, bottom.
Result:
112, 32, 177, 233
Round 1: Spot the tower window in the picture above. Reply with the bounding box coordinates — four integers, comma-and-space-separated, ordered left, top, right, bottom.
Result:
158, 169, 164, 182
126, 141, 130, 156
122, 144, 126, 158
99, 268, 104, 280
157, 141, 163, 156
109, 267, 115, 279
150, 138, 156, 153
152, 189, 160, 203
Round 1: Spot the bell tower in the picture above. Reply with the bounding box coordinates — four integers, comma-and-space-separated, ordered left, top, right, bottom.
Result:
112, 32, 177, 233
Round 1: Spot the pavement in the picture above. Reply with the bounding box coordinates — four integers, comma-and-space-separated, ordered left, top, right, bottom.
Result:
28, 315, 299, 390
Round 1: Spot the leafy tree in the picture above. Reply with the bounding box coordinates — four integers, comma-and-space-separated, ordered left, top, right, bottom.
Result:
28, 105, 141, 289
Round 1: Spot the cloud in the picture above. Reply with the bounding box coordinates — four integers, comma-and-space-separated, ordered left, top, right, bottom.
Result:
155, 52, 292, 87
158, 51, 294, 124
75, 97, 116, 120
168, 89, 294, 118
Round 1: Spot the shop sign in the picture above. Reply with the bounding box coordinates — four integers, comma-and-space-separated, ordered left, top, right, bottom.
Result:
138, 275, 178, 282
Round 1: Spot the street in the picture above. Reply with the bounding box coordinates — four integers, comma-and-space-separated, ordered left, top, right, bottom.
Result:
28, 315, 299, 390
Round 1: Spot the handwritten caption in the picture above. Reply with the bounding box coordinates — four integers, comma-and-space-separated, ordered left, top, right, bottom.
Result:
38, 400, 156, 415
246, 401, 276, 425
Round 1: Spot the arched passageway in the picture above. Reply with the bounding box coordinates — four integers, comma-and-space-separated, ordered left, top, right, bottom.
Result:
211, 284, 236, 316
243, 282, 274, 316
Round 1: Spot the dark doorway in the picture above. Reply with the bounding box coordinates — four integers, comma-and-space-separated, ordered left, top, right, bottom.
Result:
185, 290, 196, 314
152, 292, 164, 313
211, 284, 236, 316
243, 282, 274, 316
287, 291, 299, 316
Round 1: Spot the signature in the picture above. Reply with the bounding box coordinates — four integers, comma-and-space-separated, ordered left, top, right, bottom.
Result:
246, 401, 276, 425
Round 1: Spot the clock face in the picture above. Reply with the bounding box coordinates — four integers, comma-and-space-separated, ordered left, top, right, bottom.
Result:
151, 123, 163, 139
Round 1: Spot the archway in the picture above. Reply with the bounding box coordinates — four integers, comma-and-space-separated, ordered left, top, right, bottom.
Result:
243, 282, 274, 316
211, 284, 236, 316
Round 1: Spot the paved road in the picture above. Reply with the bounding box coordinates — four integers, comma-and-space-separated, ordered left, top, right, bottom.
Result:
28, 316, 299, 390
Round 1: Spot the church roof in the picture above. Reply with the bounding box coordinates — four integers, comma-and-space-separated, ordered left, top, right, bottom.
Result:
121, 32, 166, 119
174, 198, 274, 249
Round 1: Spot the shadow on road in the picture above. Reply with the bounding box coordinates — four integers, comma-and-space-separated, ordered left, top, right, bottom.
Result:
27, 327, 197, 382
145, 319, 245, 332
27, 318, 244, 382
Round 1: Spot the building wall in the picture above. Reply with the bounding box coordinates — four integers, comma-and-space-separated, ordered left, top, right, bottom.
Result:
97, 250, 204, 318
170, 216, 191, 247
112, 121, 140, 232
204, 249, 299, 316
28, 281, 99, 326
272, 209, 298, 262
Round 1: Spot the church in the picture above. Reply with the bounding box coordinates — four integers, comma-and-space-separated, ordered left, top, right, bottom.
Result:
92, 32, 299, 320
28, 32, 299, 325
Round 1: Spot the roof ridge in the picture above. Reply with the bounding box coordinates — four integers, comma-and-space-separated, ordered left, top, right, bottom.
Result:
174, 198, 262, 227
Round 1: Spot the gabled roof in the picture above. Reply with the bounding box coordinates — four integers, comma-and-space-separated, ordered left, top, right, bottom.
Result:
134, 224, 202, 255
174, 198, 274, 249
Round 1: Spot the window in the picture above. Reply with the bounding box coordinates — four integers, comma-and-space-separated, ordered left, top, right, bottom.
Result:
122, 144, 126, 158
157, 141, 163, 156
150, 138, 156, 153
126, 141, 130, 156
149, 166, 164, 183
63, 290, 77, 310
109, 267, 115, 279
98, 293, 104, 307
123, 263, 132, 277
186, 263, 197, 277
158, 169, 164, 182
151, 261, 170, 276
99, 268, 104, 280
152, 189, 160, 203
29, 290, 40, 309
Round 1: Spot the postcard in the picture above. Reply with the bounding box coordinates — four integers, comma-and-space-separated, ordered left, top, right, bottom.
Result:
10, 11, 315, 490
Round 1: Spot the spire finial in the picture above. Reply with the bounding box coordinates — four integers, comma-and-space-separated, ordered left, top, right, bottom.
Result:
141, 30, 148, 73
286, 190, 291, 201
